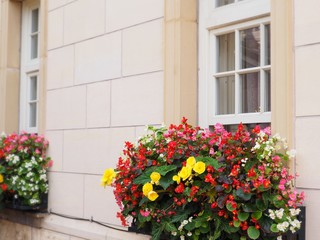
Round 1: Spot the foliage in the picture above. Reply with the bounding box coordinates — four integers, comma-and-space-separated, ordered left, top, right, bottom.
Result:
0, 132, 53, 207
102, 118, 304, 240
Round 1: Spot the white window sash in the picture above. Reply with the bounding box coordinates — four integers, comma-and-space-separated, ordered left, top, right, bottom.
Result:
20, 0, 40, 133
198, 0, 271, 128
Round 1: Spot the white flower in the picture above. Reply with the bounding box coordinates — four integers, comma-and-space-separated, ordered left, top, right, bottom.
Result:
187, 232, 192, 236
180, 236, 185, 240
183, 220, 188, 225
277, 236, 282, 240
171, 232, 177, 236
277, 221, 289, 232
286, 149, 297, 159
188, 216, 193, 222
268, 209, 276, 220
275, 208, 284, 219
289, 208, 301, 217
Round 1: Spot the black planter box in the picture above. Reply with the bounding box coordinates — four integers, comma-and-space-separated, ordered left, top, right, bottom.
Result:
4, 193, 48, 212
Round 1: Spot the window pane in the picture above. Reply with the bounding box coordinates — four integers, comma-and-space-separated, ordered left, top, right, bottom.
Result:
216, 76, 235, 115
240, 27, 260, 69
216, 0, 234, 7
241, 72, 260, 113
265, 70, 271, 111
31, 34, 38, 59
30, 76, 37, 101
29, 102, 37, 128
31, 8, 39, 33
265, 24, 271, 65
218, 32, 235, 72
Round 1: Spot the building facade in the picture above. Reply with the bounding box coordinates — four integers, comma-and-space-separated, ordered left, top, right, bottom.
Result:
0, 0, 318, 239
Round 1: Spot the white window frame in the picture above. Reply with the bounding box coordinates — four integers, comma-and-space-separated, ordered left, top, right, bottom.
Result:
20, 0, 40, 133
198, 0, 271, 128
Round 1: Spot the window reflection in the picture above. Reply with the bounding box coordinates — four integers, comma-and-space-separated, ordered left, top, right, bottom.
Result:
217, 76, 235, 115
241, 72, 260, 113
240, 27, 260, 69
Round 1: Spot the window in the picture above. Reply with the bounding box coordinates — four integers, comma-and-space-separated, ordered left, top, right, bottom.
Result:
20, 0, 40, 133
198, 0, 271, 128
216, 0, 244, 7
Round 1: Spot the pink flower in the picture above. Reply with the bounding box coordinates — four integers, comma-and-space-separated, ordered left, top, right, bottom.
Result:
209, 148, 215, 155
19, 135, 28, 142
262, 126, 271, 135
281, 168, 288, 178
140, 209, 150, 217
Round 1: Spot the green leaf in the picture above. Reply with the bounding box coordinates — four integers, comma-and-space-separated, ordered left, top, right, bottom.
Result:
224, 224, 239, 233
227, 202, 236, 212
133, 165, 177, 185
159, 171, 175, 190
196, 156, 222, 170
247, 226, 260, 240
252, 211, 262, 220
233, 220, 241, 228
236, 188, 252, 201
258, 216, 273, 234
256, 198, 267, 211
139, 197, 149, 206
238, 212, 249, 221
240, 237, 246, 240
244, 160, 256, 172
172, 209, 192, 223
152, 223, 164, 240
242, 204, 257, 213
184, 221, 195, 231
164, 222, 177, 232
270, 224, 279, 233
156, 165, 177, 176
217, 195, 228, 208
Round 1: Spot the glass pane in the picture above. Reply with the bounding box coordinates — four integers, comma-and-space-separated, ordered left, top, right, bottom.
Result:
31, 34, 38, 59
218, 32, 235, 72
240, 27, 260, 69
31, 8, 39, 33
265, 24, 271, 65
29, 102, 37, 128
265, 70, 271, 112
30, 76, 38, 101
216, 0, 234, 7
216, 76, 235, 115
241, 72, 260, 113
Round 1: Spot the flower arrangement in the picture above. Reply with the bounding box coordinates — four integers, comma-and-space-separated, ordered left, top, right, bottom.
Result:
0, 132, 53, 208
102, 118, 304, 240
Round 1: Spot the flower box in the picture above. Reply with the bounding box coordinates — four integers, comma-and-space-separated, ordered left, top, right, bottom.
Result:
0, 132, 52, 212
103, 119, 305, 240
4, 192, 48, 212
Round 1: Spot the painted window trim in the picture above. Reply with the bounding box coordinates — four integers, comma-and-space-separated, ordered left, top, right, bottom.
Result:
20, 0, 40, 133
198, 0, 271, 128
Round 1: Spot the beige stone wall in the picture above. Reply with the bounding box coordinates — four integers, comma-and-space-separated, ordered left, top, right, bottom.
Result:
293, 0, 320, 239
45, 0, 164, 238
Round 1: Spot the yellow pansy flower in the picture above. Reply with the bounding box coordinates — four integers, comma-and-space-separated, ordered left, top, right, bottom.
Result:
147, 191, 159, 201
142, 182, 153, 196
100, 168, 116, 187
150, 172, 161, 185
186, 156, 196, 168
193, 161, 206, 174
178, 166, 192, 181
0, 174, 3, 183
172, 175, 181, 184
